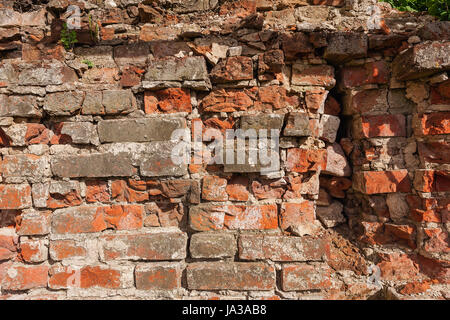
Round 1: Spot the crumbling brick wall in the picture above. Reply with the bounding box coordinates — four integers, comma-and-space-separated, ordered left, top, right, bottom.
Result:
0, 0, 448, 300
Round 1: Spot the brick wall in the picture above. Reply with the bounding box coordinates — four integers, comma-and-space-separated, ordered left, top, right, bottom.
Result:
0, 0, 448, 300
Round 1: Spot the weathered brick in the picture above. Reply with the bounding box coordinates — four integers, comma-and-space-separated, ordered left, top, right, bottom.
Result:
376, 253, 420, 281
48, 265, 132, 289
252, 179, 285, 200
239, 234, 328, 261
0, 154, 50, 181
49, 240, 87, 261
98, 118, 185, 143
2, 265, 49, 291
52, 205, 144, 234
51, 153, 136, 178
85, 180, 110, 203
139, 25, 181, 41
0, 184, 32, 209
202, 176, 228, 201
111, 179, 149, 202
189, 204, 278, 231
19, 239, 48, 263
319, 114, 340, 143
210, 56, 253, 83
187, 262, 275, 290
81, 91, 104, 115
324, 33, 367, 63
281, 32, 313, 60
286, 148, 327, 173
354, 114, 406, 138
16, 210, 51, 236
99, 232, 187, 261
102, 90, 137, 114
144, 88, 191, 113
393, 41, 450, 80
43, 91, 84, 116
283, 112, 313, 137
414, 112, 450, 136
353, 170, 411, 194
46, 181, 82, 209
414, 170, 450, 193
0, 235, 17, 261
190, 232, 236, 259
340, 61, 389, 89
18, 61, 77, 86
280, 201, 315, 232
0, 94, 41, 118
323, 143, 352, 177
291, 64, 335, 88
343, 88, 389, 115
135, 263, 181, 290
282, 263, 332, 291
51, 122, 98, 145
240, 114, 285, 131
145, 56, 208, 82
139, 141, 188, 177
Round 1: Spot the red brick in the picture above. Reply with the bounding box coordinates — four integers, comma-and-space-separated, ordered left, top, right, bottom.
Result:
201, 88, 254, 112
418, 141, 450, 164
239, 235, 328, 261
376, 253, 420, 281
24, 124, 50, 145
201, 87, 299, 113
19, 239, 47, 263
85, 180, 110, 203
353, 170, 411, 194
187, 262, 275, 290
52, 205, 144, 234
281, 32, 313, 60
415, 112, 450, 135
284, 173, 320, 198
16, 210, 51, 236
0, 235, 17, 261
120, 66, 142, 88
189, 204, 278, 231
414, 170, 450, 193
346, 89, 388, 115
423, 227, 449, 254
49, 240, 87, 261
324, 95, 341, 115
305, 89, 328, 112
2, 265, 49, 291
282, 263, 332, 291
226, 176, 249, 201
280, 201, 315, 232
286, 148, 327, 173
340, 61, 389, 89
384, 223, 416, 249
111, 179, 149, 202
430, 80, 450, 105
320, 176, 352, 198
291, 64, 335, 88
252, 179, 285, 199
202, 176, 228, 201
135, 263, 181, 290
47, 183, 82, 209
210, 56, 253, 83
144, 88, 191, 114
400, 280, 433, 295
99, 232, 187, 261
48, 265, 128, 289
312, 0, 344, 5
356, 114, 406, 138
0, 184, 32, 209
